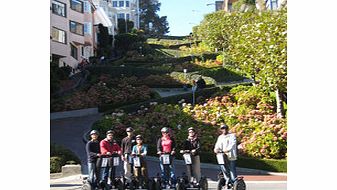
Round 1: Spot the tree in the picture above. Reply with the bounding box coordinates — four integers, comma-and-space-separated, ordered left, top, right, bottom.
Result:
97, 24, 112, 57
139, 0, 169, 37
195, 9, 287, 118
117, 19, 134, 34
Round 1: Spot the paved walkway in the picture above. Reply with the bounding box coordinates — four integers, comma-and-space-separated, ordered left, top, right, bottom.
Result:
50, 114, 286, 190
50, 114, 103, 173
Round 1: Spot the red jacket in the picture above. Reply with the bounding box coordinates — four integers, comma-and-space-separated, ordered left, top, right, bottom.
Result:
100, 139, 122, 155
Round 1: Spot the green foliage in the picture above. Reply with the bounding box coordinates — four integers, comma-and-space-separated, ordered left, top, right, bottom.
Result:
50, 144, 81, 173
182, 85, 287, 159
117, 19, 135, 33
50, 61, 72, 94
139, 0, 169, 37
237, 156, 287, 172
97, 24, 112, 57
195, 9, 287, 94
114, 31, 147, 56
94, 85, 286, 159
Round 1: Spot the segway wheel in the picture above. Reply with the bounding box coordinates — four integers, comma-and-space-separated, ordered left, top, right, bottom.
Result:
154, 179, 161, 190
233, 179, 246, 190
199, 177, 208, 190
129, 180, 135, 190
81, 183, 91, 190
116, 178, 124, 190
176, 180, 185, 190
148, 178, 154, 190
216, 178, 225, 190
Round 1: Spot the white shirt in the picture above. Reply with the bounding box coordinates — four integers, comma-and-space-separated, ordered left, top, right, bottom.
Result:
214, 133, 237, 160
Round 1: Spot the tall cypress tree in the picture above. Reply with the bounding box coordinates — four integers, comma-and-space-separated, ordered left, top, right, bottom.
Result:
139, 0, 169, 37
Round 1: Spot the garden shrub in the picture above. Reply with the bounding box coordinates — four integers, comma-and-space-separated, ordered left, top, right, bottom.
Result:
50, 144, 81, 173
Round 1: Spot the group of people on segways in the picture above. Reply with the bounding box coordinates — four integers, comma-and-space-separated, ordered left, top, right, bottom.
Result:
84, 123, 245, 190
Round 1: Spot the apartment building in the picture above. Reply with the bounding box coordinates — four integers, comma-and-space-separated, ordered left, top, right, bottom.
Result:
92, 0, 139, 35
50, 0, 95, 69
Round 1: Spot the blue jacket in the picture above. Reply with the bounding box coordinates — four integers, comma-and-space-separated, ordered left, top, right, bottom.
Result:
132, 144, 148, 156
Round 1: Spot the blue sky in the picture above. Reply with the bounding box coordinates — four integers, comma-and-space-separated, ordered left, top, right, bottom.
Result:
158, 0, 216, 36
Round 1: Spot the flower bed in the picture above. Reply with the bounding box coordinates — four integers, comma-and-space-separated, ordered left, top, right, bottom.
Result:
92, 85, 286, 159
50, 80, 154, 112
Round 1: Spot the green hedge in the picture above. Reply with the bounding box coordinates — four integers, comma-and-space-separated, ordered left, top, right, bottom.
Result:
50, 144, 81, 173
146, 145, 286, 172
198, 152, 286, 172
86, 66, 166, 78
101, 86, 220, 113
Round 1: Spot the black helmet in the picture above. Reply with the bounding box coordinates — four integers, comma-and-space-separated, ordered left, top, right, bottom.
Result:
106, 130, 114, 135
126, 127, 134, 132
220, 124, 228, 130
90, 130, 99, 135
136, 135, 143, 140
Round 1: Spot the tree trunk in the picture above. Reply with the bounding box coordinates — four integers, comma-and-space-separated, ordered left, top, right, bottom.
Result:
275, 88, 285, 118
223, 0, 229, 12
280, 0, 287, 9
256, 0, 267, 11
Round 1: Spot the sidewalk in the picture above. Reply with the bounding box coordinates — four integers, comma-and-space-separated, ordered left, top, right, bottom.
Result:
50, 157, 287, 190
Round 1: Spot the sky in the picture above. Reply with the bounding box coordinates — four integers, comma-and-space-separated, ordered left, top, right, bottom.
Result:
158, 0, 216, 36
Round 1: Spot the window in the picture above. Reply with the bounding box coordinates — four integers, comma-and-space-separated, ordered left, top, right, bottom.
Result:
112, 1, 117, 7
83, 0, 91, 13
52, 0, 66, 17
126, 13, 130, 20
126, 1, 129, 7
117, 13, 125, 19
70, 0, 83, 13
71, 44, 78, 59
51, 27, 66, 44
84, 22, 92, 35
70, 21, 84, 35
119, 1, 124, 7
271, 0, 278, 10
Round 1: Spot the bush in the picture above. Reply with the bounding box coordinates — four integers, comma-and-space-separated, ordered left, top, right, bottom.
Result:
182, 85, 287, 159
50, 144, 81, 173
86, 66, 166, 78
50, 156, 65, 173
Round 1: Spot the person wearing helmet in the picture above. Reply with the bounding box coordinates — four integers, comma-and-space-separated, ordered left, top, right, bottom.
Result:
157, 127, 177, 187
131, 135, 148, 185
99, 130, 122, 184
121, 127, 136, 182
180, 127, 201, 183
214, 124, 238, 186
85, 130, 101, 187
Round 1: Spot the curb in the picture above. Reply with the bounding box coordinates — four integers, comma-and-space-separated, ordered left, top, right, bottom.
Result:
51, 107, 99, 120
82, 130, 286, 176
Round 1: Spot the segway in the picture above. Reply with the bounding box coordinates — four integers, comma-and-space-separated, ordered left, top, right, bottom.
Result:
216, 152, 246, 190
94, 153, 123, 190
82, 156, 102, 190
109, 153, 124, 190
176, 150, 208, 190
133, 154, 148, 190
158, 152, 176, 190
120, 153, 136, 190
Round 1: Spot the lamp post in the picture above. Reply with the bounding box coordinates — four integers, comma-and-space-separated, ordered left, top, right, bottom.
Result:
183, 69, 188, 91
206, 3, 216, 11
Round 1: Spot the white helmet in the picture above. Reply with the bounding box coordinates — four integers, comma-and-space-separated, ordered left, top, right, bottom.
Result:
161, 127, 169, 133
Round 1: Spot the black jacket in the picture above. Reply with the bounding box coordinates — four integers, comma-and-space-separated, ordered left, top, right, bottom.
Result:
86, 140, 100, 163
181, 137, 201, 156
121, 136, 136, 154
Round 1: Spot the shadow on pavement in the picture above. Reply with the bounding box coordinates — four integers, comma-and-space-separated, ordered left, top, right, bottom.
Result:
50, 183, 82, 187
